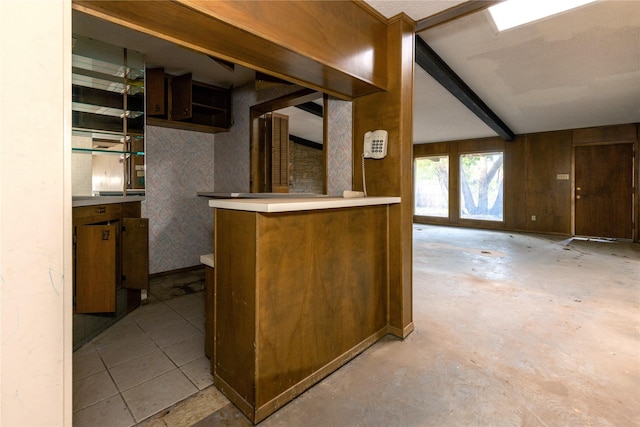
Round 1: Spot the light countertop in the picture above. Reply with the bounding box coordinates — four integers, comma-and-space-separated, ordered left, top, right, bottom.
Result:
200, 253, 214, 268
209, 196, 401, 213
72, 196, 145, 207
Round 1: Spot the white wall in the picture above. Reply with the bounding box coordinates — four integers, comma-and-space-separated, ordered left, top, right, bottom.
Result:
1, 0, 72, 425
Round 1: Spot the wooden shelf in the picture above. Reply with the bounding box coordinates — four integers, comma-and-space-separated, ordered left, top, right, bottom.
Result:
146, 117, 229, 134
146, 67, 232, 134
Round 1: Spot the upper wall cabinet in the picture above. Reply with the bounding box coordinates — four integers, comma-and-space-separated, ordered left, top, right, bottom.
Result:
72, 36, 145, 196
146, 68, 233, 134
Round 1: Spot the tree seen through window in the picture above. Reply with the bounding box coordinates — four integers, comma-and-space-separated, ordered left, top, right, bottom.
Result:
459, 152, 503, 221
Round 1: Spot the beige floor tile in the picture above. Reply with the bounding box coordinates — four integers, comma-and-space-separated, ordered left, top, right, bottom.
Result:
73, 394, 135, 427
73, 370, 119, 411
128, 301, 176, 324
74, 341, 97, 356
164, 293, 204, 321
180, 356, 213, 390
73, 347, 105, 381
187, 314, 206, 333
146, 318, 202, 348
109, 350, 177, 392
92, 320, 147, 350
122, 368, 198, 423
163, 333, 205, 367
97, 333, 159, 369
135, 309, 185, 335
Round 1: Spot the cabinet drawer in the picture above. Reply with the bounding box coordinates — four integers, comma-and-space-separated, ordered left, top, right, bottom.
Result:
73, 204, 121, 225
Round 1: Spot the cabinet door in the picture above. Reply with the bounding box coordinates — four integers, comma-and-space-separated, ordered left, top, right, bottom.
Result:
146, 67, 166, 116
171, 72, 192, 121
76, 224, 117, 313
122, 218, 149, 290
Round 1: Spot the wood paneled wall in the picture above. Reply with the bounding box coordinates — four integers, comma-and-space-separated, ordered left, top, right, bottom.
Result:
72, 0, 387, 99
414, 124, 639, 241
353, 16, 415, 337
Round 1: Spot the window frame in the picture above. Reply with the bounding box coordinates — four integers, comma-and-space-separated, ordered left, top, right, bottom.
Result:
458, 150, 505, 223
413, 155, 450, 219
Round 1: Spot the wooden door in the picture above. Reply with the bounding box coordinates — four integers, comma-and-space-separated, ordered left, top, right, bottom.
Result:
122, 218, 149, 290
145, 67, 166, 117
171, 72, 192, 121
269, 112, 289, 193
575, 143, 634, 239
253, 113, 290, 192
75, 224, 117, 313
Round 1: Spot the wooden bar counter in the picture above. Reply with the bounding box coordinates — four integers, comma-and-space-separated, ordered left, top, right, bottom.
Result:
209, 196, 400, 423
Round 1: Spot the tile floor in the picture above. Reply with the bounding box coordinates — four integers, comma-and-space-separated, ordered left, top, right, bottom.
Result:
73, 270, 216, 426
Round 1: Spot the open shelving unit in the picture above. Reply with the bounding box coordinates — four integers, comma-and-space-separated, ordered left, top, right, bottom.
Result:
72, 36, 145, 196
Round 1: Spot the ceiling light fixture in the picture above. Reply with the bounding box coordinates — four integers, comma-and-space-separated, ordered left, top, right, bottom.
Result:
488, 0, 598, 32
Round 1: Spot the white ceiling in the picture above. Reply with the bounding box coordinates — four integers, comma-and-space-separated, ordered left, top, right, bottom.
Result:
413, 0, 640, 143
73, 1, 640, 145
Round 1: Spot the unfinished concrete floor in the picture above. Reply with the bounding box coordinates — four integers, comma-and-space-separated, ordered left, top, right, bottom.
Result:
157, 225, 640, 426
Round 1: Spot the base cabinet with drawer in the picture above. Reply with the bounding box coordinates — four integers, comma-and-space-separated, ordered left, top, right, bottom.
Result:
73, 201, 148, 314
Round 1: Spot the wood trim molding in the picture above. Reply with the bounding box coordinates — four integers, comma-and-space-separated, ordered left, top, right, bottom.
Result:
416, 1, 499, 32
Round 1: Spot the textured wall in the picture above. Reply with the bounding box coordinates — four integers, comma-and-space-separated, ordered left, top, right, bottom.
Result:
143, 125, 215, 274
326, 96, 353, 195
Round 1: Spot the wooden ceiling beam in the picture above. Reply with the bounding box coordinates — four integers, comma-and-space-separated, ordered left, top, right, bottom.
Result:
295, 102, 323, 117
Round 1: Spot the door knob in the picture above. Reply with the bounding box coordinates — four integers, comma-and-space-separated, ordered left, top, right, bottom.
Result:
576, 195, 581, 199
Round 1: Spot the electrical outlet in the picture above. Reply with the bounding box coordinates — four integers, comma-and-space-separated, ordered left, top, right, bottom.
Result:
531, 215, 536, 221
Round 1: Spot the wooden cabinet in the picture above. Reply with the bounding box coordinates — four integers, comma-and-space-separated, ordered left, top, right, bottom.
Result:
121, 217, 149, 290
73, 201, 148, 313
146, 68, 232, 133
146, 67, 166, 116
75, 224, 117, 313
212, 205, 390, 423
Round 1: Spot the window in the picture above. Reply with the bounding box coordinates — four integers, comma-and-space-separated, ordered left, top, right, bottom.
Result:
460, 152, 504, 221
414, 156, 449, 217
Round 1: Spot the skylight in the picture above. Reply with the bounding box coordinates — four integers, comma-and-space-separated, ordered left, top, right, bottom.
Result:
488, 0, 598, 32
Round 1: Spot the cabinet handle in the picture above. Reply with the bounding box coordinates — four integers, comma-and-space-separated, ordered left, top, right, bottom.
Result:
97, 206, 106, 214
184, 108, 189, 115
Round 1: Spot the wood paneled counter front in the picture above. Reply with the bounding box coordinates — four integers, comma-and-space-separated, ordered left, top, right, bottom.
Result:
209, 197, 400, 423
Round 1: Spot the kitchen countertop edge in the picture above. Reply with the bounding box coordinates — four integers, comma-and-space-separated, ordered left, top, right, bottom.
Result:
208, 196, 401, 213
72, 196, 145, 207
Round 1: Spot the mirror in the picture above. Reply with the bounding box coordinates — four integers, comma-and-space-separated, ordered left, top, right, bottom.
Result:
71, 36, 145, 197
250, 89, 325, 194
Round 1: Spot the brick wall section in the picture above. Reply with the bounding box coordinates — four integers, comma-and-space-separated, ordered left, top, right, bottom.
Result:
289, 140, 324, 194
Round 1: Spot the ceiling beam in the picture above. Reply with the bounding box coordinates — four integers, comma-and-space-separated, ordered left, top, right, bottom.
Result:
415, 35, 515, 141
290, 134, 322, 150
415, 1, 500, 32
295, 101, 323, 117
